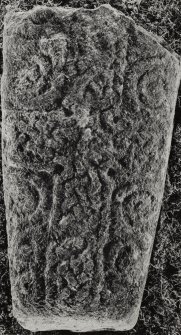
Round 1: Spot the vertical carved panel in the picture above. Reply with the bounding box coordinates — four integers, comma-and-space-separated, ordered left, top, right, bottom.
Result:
2, 4, 181, 332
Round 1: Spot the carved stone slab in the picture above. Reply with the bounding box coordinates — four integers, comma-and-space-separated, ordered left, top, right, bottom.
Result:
1, 4, 181, 332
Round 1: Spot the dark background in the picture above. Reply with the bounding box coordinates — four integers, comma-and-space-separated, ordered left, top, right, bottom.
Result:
0, 1, 181, 334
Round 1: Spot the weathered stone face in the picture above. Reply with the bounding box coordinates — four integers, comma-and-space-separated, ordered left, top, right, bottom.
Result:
1, 4, 181, 332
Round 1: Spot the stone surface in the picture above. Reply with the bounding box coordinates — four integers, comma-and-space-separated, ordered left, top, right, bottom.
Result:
1, 4, 181, 332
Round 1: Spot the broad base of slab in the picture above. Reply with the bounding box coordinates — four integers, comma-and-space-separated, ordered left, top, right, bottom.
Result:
13, 306, 139, 332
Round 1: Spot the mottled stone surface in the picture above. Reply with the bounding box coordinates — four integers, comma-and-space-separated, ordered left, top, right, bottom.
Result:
1, 4, 181, 332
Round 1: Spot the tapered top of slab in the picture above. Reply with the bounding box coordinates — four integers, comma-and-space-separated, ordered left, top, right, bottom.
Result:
3, 4, 181, 60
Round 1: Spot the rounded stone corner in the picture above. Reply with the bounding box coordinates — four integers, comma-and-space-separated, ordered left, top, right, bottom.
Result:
13, 312, 43, 333
112, 304, 140, 331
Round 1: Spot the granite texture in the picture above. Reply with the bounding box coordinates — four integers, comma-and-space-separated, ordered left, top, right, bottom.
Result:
1, 4, 181, 332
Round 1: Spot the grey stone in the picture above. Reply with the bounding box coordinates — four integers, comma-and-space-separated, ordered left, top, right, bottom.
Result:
1, 4, 181, 332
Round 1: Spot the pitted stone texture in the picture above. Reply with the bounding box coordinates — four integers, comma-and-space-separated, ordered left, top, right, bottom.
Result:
1, 4, 181, 332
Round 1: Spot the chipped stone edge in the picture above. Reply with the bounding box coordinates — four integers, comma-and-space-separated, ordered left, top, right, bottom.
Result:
3, 3, 181, 65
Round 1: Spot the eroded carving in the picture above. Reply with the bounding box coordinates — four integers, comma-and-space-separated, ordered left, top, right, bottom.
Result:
2, 4, 181, 332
